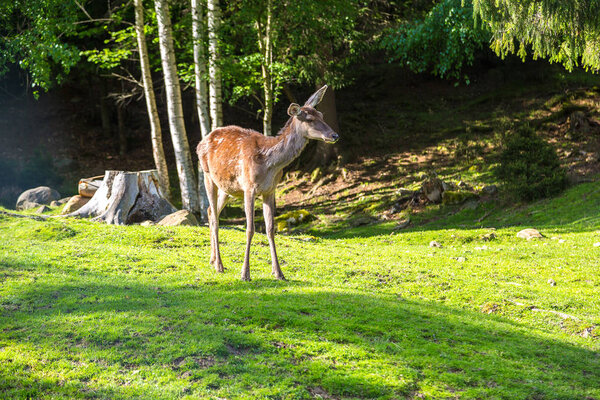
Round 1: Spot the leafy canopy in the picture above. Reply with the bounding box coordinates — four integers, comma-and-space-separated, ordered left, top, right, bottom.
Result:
474, 0, 600, 72
381, 0, 490, 82
0, 0, 83, 94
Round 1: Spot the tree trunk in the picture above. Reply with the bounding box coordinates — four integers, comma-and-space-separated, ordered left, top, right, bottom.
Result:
192, 0, 211, 221
207, 0, 223, 130
66, 170, 177, 225
192, 0, 211, 137
307, 85, 340, 169
99, 80, 111, 137
257, 0, 273, 136
117, 103, 127, 156
155, 0, 200, 213
134, 0, 171, 200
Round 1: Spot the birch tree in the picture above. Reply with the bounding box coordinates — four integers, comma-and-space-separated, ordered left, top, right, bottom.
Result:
154, 0, 200, 212
256, 0, 274, 136
133, 0, 170, 199
207, 0, 223, 130
191, 0, 211, 218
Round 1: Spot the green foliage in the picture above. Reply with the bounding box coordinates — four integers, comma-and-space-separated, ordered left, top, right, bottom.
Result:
0, 0, 83, 94
381, 0, 490, 81
474, 0, 600, 72
495, 126, 567, 201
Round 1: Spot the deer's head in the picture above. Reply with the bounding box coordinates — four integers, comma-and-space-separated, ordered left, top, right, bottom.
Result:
287, 85, 339, 144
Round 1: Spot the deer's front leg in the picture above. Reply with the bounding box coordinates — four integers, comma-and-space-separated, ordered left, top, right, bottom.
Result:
241, 190, 256, 281
263, 192, 285, 280
204, 176, 224, 272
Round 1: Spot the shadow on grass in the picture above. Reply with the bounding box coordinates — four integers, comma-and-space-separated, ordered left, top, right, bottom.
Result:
1, 261, 598, 399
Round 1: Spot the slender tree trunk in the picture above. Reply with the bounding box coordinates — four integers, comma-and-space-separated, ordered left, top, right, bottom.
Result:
134, 0, 171, 199
207, 0, 223, 130
117, 103, 127, 156
155, 0, 200, 212
191, 0, 211, 220
257, 0, 273, 136
99, 80, 111, 137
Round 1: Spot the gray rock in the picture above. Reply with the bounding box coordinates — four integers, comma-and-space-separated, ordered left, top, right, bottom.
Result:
157, 210, 199, 227
429, 241, 443, 248
18, 200, 42, 210
547, 278, 556, 286
481, 185, 498, 196
35, 205, 51, 214
16, 186, 60, 210
422, 177, 445, 203
517, 228, 544, 240
140, 220, 156, 226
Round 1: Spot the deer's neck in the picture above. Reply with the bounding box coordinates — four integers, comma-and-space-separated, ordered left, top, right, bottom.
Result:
265, 119, 308, 170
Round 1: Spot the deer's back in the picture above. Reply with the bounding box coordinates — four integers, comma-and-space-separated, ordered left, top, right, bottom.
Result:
197, 126, 279, 196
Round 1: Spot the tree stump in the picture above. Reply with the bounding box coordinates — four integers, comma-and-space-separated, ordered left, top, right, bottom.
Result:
66, 170, 177, 225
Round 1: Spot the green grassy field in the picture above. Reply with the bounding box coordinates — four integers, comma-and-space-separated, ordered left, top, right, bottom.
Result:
1, 180, 599, 399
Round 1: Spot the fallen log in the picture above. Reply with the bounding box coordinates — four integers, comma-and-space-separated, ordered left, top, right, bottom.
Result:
66, 170, 176, 225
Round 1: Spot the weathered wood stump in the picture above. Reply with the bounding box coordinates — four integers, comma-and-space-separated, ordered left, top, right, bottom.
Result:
66, 170, 176, 225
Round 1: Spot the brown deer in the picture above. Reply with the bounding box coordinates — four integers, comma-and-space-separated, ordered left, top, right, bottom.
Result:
197, 85, 338, 281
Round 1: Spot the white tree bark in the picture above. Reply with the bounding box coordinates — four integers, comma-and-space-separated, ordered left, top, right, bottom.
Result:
155, 0, 200, 212
192, 0, 211, 221
207, 0, 223, 130
192, 0, 211, 138
260, 0, 273, 136
133, 0, 171, 200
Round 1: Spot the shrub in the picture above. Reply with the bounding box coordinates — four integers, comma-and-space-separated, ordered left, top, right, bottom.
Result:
494, 126, 567, 201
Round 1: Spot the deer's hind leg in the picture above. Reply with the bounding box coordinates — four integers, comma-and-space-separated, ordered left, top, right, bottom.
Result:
204, 174, 225, 272
241, 189, 256, 281
263, 192, 285, 280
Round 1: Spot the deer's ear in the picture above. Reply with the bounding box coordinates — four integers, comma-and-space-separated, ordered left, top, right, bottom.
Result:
287, 103, 301, 116
304, 85, 328, 108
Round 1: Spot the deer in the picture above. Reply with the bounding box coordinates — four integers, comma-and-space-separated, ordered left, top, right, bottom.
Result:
197, 85, 339, 281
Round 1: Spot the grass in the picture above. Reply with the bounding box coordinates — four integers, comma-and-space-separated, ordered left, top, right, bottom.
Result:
1, 180, 599, 399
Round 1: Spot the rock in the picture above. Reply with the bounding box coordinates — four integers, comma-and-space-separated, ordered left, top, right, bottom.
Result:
442, 190, 478, 205
547, 278, 556, 286
276, 209, 313, 232
16, 186, 61, 210
140, 220, 155, 226
481, 232, 497, 241
594, 242, 600, 247
61, 195, 89, 214
35, 205, 51, 214
455, 257, 466, 262
157, 210, 199, 227
422, 177, 445, 203
480, 185, 498, 196
516, 228, 544, 240
558, 239, 566, 243
429, 240, 443, 248
50, 198, 71, 207
18, 200, 42, 210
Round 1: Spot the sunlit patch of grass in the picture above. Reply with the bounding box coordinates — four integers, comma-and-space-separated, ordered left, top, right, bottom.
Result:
1, 179, 600, 398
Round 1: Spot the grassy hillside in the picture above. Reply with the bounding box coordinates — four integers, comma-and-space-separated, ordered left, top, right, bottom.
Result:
1, 180, 599, 399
